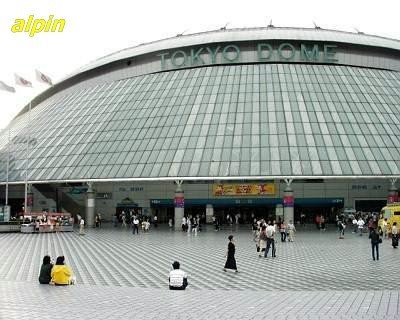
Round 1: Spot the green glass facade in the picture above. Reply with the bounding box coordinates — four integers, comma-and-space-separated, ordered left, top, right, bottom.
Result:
0, 29, 400, 184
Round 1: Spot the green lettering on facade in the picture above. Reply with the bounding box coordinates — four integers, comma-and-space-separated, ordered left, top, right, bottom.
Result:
157, 52, 169, 69
278, 43, 296, 60
158, 42, 338, 69
323, 45, 338, 62
222, 45, 240, 62
191, 47, 205, 65
300, 44, 319, 61
171, 50, 187, 67
206, 46, 220, 63
257, 43, 273, 61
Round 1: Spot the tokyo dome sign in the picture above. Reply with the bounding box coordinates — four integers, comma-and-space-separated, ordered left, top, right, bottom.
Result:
158, 43, 338, 70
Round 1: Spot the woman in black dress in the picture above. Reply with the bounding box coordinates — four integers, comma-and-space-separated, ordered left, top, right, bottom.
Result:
224, 235, 238, 272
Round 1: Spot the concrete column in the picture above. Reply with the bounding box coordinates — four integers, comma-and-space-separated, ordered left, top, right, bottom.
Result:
86, 182, 95, 227
387, 179, 398, 204
3, 205, 10, 222
174, 181, 184, 231
275, 204, 283, 221
283, 179, 294, 224
27, 184, 33, 214
206, 204, 214, 223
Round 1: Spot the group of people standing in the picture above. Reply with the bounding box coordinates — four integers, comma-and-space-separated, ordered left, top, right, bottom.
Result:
181, 215, 201, 234
253, 219, 296, 258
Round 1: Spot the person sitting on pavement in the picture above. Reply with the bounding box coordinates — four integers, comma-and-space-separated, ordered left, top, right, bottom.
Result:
38, 255, 53, 284
51, 256, 74, 286
169, 261, 188, 290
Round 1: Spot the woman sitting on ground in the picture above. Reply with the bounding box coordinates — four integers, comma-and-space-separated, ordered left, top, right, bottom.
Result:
38, 255, 53, 284
51, 256, 74, 285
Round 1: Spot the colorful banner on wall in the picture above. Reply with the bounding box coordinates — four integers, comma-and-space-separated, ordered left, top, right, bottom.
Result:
283, 195, 294, 207
213, 183, 275, 196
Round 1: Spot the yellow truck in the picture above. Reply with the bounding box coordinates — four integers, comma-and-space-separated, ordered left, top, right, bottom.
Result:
378, 203, 400, 236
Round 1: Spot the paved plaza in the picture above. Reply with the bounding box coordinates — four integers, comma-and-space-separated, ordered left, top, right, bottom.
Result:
0, 225, 399, 319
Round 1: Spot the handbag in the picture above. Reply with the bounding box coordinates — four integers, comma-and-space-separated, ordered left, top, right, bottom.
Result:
379, 238, 382, 243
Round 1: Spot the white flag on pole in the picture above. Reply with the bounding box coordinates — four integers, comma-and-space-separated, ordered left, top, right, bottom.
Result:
15, 73, 33, 87
35, 69, 52, 85
0, 81, 16, 93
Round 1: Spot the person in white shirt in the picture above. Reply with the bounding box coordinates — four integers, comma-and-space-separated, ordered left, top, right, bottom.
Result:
265, 222, 276, 258
132, 217, 139, 234
181, 216, 187, 232
79, 218, 85, 235
381, 218, 388, 238
352, 218, 358, 233
144, 219, 150, 232
169, 261, 188, 290
287, 220, 296, 242
357, 218, 365, 236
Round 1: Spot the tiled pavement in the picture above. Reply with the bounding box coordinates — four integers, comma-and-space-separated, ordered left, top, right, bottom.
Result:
0, 224, 399, 319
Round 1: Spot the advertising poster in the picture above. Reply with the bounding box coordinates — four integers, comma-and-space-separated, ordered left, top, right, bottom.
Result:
213, 183, 275, 196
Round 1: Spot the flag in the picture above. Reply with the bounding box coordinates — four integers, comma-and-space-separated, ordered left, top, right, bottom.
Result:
35, 69, 52, 85
0, 81, 16, 93
14, 73, 32, 87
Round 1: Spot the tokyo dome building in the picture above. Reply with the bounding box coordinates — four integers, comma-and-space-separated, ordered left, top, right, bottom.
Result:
0, 27, 399, 227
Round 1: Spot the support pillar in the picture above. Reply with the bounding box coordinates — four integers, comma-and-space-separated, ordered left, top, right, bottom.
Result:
27, 184, 33, 214
174, 180, 184, 231
283, 179, 294, 223
3, 205, 10, 222
86, 182, 95, 227
387, 178, 398, 204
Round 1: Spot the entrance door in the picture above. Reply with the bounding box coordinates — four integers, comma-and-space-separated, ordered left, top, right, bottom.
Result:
355, 199, 386, 213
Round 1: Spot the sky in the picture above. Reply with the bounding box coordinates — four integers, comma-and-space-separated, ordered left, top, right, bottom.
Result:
0, 0, 399, 130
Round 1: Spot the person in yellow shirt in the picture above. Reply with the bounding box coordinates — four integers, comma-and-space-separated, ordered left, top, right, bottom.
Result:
51, 256, 74, 285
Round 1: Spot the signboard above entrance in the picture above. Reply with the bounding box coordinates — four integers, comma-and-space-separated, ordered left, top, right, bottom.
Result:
157, 43, 338, 70
213, 183, 275, 196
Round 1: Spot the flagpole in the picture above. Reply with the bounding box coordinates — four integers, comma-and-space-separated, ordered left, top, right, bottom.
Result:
5, 127, 10, 206
24, 101, 32, 215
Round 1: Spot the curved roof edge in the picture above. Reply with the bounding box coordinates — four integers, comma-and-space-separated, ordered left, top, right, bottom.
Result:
2, 175, 399, 185
72, 26, 400, 78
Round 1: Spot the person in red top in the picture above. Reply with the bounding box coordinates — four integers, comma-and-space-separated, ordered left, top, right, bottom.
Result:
315, 215, 321, 230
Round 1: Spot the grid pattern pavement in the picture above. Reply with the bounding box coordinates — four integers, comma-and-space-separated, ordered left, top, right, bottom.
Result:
0, 225, 399, 319
0, 280, 399, 320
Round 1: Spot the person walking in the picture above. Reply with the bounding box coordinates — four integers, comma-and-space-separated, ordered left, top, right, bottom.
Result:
357, 217, 365, 236
98, 213, 102, 227
369, 228, 381, 260
287, 220, 296, 242
381, 218, 388, 238
121, 213, 127, 228
352, 217, 358, 233
79, 218, 85, 235
279, 221, 287, 242
153, 215, 158, 228
338, 219, 345, 239
320, 215, 326, 231
132, 217, 140, 234
392, 222, 398, 248
182, 216, 187, 232
224, 235, 238, 272
265, 222, 276, 258
258, 225, 267, 257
